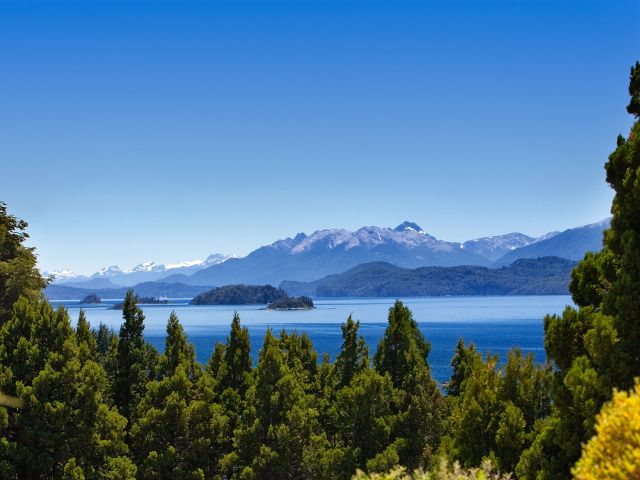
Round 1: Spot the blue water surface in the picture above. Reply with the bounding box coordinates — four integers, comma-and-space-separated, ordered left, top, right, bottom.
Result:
53, 296, 572, 385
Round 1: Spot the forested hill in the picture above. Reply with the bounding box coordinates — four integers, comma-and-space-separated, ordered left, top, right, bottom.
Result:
281, 256, 576, 297
191, 284, 287, 305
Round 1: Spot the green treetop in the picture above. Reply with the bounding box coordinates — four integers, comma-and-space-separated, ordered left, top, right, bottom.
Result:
131, 312, 226, 479
374, 301, 430, 389
0, 202, 47, 325
113, 290, 158, 429
220, 312, 252, 396
517, 61, 640, 479
334, 315, 369, 389
0, 297, 135, 479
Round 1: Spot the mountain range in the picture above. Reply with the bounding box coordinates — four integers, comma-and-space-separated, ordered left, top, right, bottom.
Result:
159, 219, 608, 287
493, 219, 610, 266
45, 253, 235, 287
44, 218, 609, 291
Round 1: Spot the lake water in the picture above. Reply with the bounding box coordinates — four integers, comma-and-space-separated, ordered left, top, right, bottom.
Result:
53, 296, 572, 385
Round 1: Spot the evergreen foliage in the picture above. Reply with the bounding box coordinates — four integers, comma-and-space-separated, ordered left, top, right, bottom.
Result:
443, 347, 551, 473
113, 290, 158, 429
334, 315, 369, 389
191, 284, 287, 305
515, 62, 640, 480
353, 460, 511, 480
130, 312, 227, 479
0, 298, 134, 479
0, 202, 47, 325
266, 295, 314, 310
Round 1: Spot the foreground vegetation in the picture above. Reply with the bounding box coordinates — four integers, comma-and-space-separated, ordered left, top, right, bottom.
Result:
0, 63, 639, 479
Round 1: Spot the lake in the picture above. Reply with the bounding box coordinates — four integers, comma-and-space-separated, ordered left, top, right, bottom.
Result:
52, 295, 572, 385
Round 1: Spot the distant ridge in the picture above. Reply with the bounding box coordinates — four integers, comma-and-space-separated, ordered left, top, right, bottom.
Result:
45, 218, 610, 291
46, 253, 235, 287
177, 222, 493, 287
494, 219, 609, 266
44, 282, 213, 301
281, 257, 576, 298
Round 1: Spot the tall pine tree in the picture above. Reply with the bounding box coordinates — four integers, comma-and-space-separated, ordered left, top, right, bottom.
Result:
0, 298, 135, 479
0, 202, 47, 325
113, 290, 158, 430
131, 312, 227, 479
373, 301, 443, 470
517, 61, 640, 479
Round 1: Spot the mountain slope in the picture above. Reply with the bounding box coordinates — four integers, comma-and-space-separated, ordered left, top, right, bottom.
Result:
178, 222, 493, 286
54, 253, 234, 287
462, 232, 536, 261
495, 219, 609, 266
281, 257, 575, 297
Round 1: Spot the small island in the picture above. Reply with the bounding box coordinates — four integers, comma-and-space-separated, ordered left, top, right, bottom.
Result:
110, 296, 169, 310
79, 293, 101, 304
191, 284, 288, 305
266, 295, 314, 310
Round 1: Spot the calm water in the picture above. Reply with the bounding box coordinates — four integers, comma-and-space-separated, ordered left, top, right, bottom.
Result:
53, 296, 572, 385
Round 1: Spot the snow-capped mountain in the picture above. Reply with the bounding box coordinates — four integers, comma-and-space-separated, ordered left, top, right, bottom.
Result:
177, 219, 609, 287
462, 233, 536, 262
531, 230, 561, 243
394, 221, 425, 234
54, 253, 235, 287
271, 222, 459, 255
47, 219, 609, 290
43, 269, 87, 282
178, 222, 494, 287
131, 261, 165, 273
93, 266, 124, 278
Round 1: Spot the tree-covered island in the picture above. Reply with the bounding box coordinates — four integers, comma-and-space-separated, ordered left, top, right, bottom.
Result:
79, 292, 101, 304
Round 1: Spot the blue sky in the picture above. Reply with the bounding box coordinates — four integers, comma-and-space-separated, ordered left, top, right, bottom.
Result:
1, 0, 638, 274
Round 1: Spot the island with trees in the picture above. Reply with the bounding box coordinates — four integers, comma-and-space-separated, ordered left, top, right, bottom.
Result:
266, 295, 314, 310
110, 296, 169, 310
79, 292, 101, 304
190, 284, 289, 305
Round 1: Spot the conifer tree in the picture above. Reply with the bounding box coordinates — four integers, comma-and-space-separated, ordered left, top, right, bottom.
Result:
207, 341, 226, 380
159, 311, 200, 380
329, 368, 395, 474
0, 202, 48, 325
95, 322, 116, 365
280, 329, 318, 382
131, 312, 226, 479
446, 339, 479, 397
219, 312, 252, 396
373, 301, 443, 470
374, 301, 430, 389
334, 315, 369, 389
448, 348, 551, 473
76, 309, 98, 364
225, 329, 320, 479
0, 298, 135, 479
517, 62, 640, 479
113, 290, 157, 429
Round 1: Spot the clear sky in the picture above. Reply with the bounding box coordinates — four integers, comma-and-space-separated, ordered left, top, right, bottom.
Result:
1, 0, 638, 274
